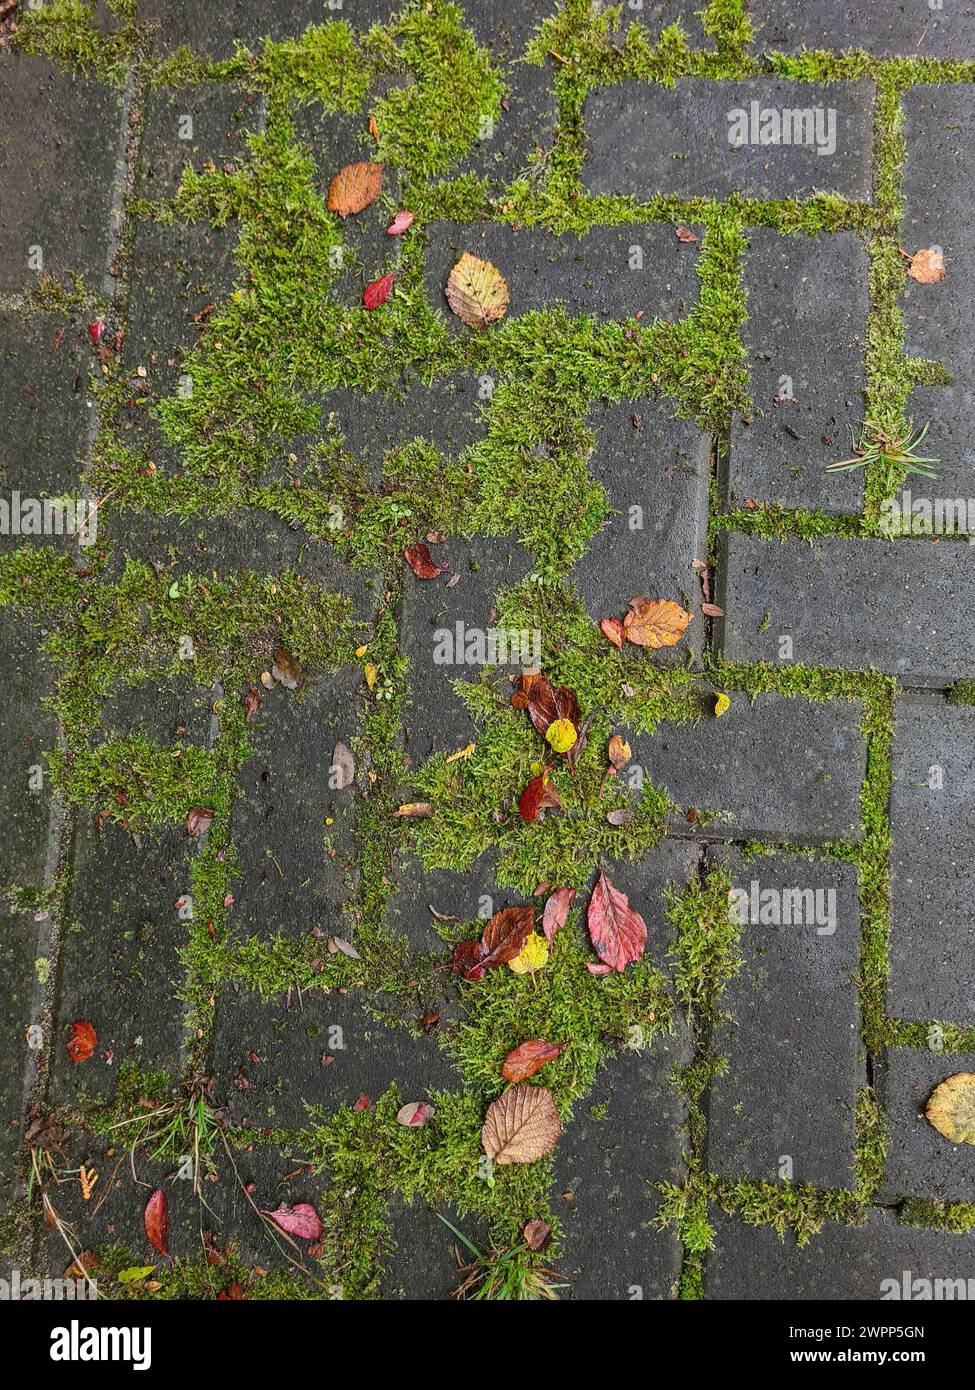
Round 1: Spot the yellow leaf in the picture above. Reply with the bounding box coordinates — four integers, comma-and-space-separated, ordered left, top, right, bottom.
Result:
608, 735, 631, 769
545, 718, 576, 754
445, 252, 509, 329
925, 1073, 975, 1144
508, 933, 549, 975
445, 742, 475, 764
364, 662, 377, 691
355, 644, 369, 658
714, 692, 731, 718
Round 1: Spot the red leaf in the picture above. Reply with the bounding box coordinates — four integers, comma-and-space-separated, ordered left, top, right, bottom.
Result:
352, 1093, 372, 1111
450, 939, 485, 977
542, 887, 576, 944
396, 1101, 434, 1127
404, 542, 444, 579
386, 210, 414, 236
473, 905, 533, 977
600, 617, 625, 649
67, 1020, 97, 1064
587, 870, 647, 973
144, 1188, 172, 1266
523, 1218, 553, 1252
244, 687, 262, 721
363, 272, 394, 309
261, 1202, 323, 1241
501, 1039, 562, 1083
675, 224, 699, 243
87, 319, 105, 346
518, 770, 561, 822
186, 807, 214, 837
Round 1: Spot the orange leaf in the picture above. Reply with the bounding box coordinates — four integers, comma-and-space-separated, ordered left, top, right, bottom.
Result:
623, 596, 692, 649
67, 1020, 97, 1064
501, 1040, 562, 1084
326, 161, 383, 218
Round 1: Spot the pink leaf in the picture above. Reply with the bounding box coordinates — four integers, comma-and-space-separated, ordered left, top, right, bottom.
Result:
587, 870, 647, 973
363, 272, 394, 310
260, 1202, 323, 1241
587, 962, 612, 975
396, 1101, 435, 1127
386, 210, 415, 236
542, 887, 576, 944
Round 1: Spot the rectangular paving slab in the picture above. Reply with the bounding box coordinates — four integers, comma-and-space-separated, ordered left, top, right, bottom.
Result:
879, 1047, 975, 1205
888, 698, 975, 1026
706, 849, 864, 1190
138, 0, 390, 57
705, 1208, 975, 1299
424, 222, 699, 329
136, 82, 264, 203
720, 534, 975, 685
749, 1, 975, 58
730, 228, 868, 514
900, 85, 975, 506
0, 53, 123, 294
629, 690, 866, 844
583, 79, 873, 202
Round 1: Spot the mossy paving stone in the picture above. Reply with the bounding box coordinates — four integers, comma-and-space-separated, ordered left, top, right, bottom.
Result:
571, 398, 709, 660
50, 820, 195, 1106
229, 671, 362, 946
705, 1208, 975, 1300
137, 0, 391, 59
888, 698, 975, 1026
387, 848, 500, 955
720, 534, 975, 685
748, 0, 975, 58
706, 849, 864, 1190
136, 82, 265, 203
611, 1, 710, 49
424, 222, 700, 331
583, 79, 874, 202
0, 311, 91, 535
0, 51, 123, 294
211, 984, 456, 1129
729, 229, 867, 516
98, 678, 214, 745
879, 1049, 975, 1206
399, 534, 531, 759
378, 1197, 488, 1300
629, 689, 866, 844
900, 85, 975, 507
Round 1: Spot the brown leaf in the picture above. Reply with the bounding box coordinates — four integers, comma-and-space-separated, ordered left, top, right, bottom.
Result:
600, 617, 625, 649
445, 252, 509, 329
404, 542, 445, 579
326, 161, 383, 218
587, 869, 647, 973
608, 734, 631, 770
67, 1020, 97, 1064
675, 224, 699, 243
144, 1188, 172, 1266
925, 1073, 975, 1145
623, 596, 692, 650
244, 687, 262, 722
186, 807, 214, 838
394, 802, 434, 818
518, 770, 561, 822
523, 1219, 553, 1253
606, 808, 633, 826
520, 672, 580, 739
271, 646, 301, 689
477, 905, 534, 975
450, 939, 486, 978
541, 887, 575, 944
501, 1039, 562, 1083
481, 1085, 562, 1165
701, 602, 725, 618
330, 741, 354, 790
907, 246, 945, 284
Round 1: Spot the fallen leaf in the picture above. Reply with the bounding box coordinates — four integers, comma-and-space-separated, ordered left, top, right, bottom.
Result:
586, 962, 612, 976
545, 718, 577, 754
474, 905, 534, 976
327, 936, 361, 959
117, 1265, 154, 1284
364, 661, 378, 691
519, 673, 580, 741
261, 1202, 324, 1241
541, 887, 575, 944
587, 869, 647, 973
606, 808, 633, 826
67, 1020, 97, 1064
508, 932, 549, 975
925, 1073, 975, 1145
368, 115, 379, 143
404, 542, 444, 579
326, 161, 383, 218
363, 272, 395, 310
331, 741, 354, 789
623, 596, 692, 650
714, 692, 731, 718
675, 225, 699, 243
608, 734, 631, 770
353, 1093, 372, 1111
186, 807, 214, 838
445, 252, 509, 329
386, 209, 414, 236
502, 1040, 562, 1083
519, 769, 561, 822
600, 617, 625, 649
445, 742, 475, 764
244, 687, 262, 722
272, 646, 301, 689
144, 1189, 172, 1266
88, 318, 105, 346
523, 1219, 553, 1252
482, 1085, 562, 1165
396, 1101, 435, 1127
907, 246, 945, 284
450, 939, 486, 977
701, 602, 725, 617
394, 802, 434, 818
